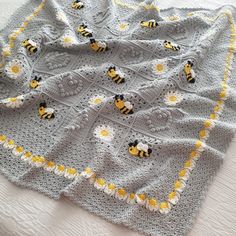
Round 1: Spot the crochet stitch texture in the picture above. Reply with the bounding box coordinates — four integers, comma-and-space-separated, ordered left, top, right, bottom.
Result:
0, 0, 236, 235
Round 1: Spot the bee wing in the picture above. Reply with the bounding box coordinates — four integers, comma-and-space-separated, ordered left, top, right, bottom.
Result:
98, 41, 106, 48
86, 29, 93, 33
45, 108, 54, 113
137, 142, 148, 152
149, 19, 156, 23
191, 69, 196, 78
116, 69, 123, 77
124, 101, 133, 109
28, 39, 37, 47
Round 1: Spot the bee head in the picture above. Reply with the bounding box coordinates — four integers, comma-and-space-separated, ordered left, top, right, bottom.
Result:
114, 94, 123, 101
155, 22, 159, 27
118, 94, 124, 100
128, 140, 139, 156
148, 148, 152, 154
39, 102, 47, 108
187, 60, 193, 67
108, 66, 116, 72
80, 23, 86, 28
35, 76, 42, 82
90, 38, 95, 44
22, 38, 29, 44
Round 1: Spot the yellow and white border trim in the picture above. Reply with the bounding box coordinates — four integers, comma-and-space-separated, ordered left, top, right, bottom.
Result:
0, 7, 235, 214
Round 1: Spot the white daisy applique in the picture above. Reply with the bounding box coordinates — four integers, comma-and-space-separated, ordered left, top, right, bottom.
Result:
56, 10, 69, 24
60, 33, 76, 48
88, 94, 106, 106
5, 60, 24, 79
153, 60, 168, 75
12, 146, 24, 156
117, 22, 129, 32
164, 91, 183, 106
1, 95, 24, 108
94, 125, 115, 142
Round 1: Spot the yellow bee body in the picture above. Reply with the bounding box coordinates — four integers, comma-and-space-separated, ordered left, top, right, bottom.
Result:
77, 23, 93, 37
163, 40, 180, 51
29, 76, 42, 89
107, 66, 125, 84
140, 19, 158, 28
22, 39, 38, 53
71, 0, 84, 9
38, 102, 55, 119
184, 60, 195, 83
114, 94, 133, 114
90, 38, 108, 52
128, 140, 152, 158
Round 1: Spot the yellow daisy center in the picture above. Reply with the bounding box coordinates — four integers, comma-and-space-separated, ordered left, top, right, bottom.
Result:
160, 201, 169, 209
149, 198, 158, 206
175, 180, 182, 189
168, 191, 176, 199
168, 95, 177, 102
63, 37, 72, 43
8, 140, 14, 145
155, 63, 164, 72
138, 194, 146, 201
24, 151, 32, 157
47, 161, 55, 167
9, 97, 17, 102
179, 169, 187, 177
169, 15, 179, 21
0, 135, 7, 141
57, 165, 65, 171
96, 178, 106, 186
117, 188, 126, 196
94, 98, 102, 104
85, 167, 92, 174
100, 129, 109, 137
129, 193, 135, 199
119, 23, 127, 30
67, 168, 77, 175
108, 183, 116, 190
11, 65, 20, 74
16, 146, 24, 152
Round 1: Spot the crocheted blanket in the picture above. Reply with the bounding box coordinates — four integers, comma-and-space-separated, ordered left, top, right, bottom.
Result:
0, 0, 236, 235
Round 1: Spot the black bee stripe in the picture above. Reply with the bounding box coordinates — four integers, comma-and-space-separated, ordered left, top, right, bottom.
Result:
112, 75, 120, 81
120, 107, 127, 113
117, 78, 123, 83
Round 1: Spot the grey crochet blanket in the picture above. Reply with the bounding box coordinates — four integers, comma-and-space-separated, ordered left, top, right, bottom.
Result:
0, 0, 236, 235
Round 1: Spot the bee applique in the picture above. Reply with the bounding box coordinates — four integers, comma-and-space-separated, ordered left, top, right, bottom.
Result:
29, 76, 42, 89
90, 38, 108, 52
114, 94, 133, 114
128, 140, 152, 158
107, 66, 125, 84
38, 102, 55, 119
77, 23, 93, 37
22, 39, 38, 54
163, 40, 180, 51
184, 60, 195, 83
71, 0, 84, 9
140, 19, 158, 28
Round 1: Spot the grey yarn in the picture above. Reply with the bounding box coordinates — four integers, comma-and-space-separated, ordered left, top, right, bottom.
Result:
0, 1, 236, 236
